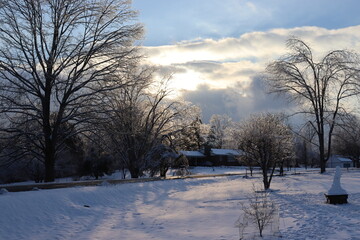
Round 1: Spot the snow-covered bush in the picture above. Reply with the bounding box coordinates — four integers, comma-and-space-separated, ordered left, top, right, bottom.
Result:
169, 154, 190, 176
146, 144, 178, 178
78, 147, 115, 180
0, 188, 8, 195
236, 186, 279, 239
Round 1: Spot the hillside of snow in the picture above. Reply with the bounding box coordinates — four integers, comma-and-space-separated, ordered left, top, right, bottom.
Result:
1, 168, 360, 240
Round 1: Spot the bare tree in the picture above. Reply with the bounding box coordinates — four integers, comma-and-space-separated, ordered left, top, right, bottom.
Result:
164, 105, 204, 151
266, 38, 360, 173
206, 114, 233, 149
333, 113, 360, 167
102, 65, 192, 178
237, 113, 293, 190
0, 0, 143, 181
237, 154, 256, 177
294, 123, 319, 169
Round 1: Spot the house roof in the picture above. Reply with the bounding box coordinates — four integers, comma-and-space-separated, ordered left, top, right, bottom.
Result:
337, 157, 352, 162
179, 150, 205, 157
331, 155, 352, 162
180, 148, 243, 157
211, 149, 242, 156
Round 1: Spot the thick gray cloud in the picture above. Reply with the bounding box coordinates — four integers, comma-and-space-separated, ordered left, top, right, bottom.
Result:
181, 77, 293, 123
180, 85, 240, 122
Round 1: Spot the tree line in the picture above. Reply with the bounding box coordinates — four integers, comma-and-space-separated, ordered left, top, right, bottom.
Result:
0, 1, 359, 188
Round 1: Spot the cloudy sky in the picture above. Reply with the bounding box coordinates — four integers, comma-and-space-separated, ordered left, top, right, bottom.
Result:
132, 0, 360, 122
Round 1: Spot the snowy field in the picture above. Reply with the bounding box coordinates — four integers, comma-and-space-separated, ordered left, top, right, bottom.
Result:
1, 168, 360, 240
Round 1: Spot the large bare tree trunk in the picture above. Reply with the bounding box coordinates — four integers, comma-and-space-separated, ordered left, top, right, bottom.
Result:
263, 169, 270, 190
319, 133, 326, 173
44, 144, 56, 182
128, 149, 141, 178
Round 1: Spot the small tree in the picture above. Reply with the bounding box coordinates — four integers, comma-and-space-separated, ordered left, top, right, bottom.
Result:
206, 114, 233, 149
237, 154, 256, 177
237, 186, 277, 238
237, 113, 293, 190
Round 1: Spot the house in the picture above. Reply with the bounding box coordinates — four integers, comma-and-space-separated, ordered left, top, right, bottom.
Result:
210, 149, 242, 166
327, 155, 352, 168
179, 148, 242, 166
178, 150, 206, 166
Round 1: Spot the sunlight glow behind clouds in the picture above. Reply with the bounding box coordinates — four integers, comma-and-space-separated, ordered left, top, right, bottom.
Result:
142, 25, 360, 121
133, 0, 360, 122
145, 25, 360, 90
147, 25, 360, 67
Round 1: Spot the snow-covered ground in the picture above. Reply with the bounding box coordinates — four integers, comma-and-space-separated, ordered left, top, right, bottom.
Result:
1, 168, 359, 240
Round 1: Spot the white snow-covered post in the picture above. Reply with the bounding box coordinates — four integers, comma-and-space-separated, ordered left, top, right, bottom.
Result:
325, 166, 348, 204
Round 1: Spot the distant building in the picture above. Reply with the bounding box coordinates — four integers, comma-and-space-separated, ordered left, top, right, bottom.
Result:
179, 147, 242, 166
178, 150, 206, 166
327, 155, 352, 168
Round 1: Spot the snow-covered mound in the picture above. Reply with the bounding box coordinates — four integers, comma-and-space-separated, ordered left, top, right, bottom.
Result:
328, 166, 348, 195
